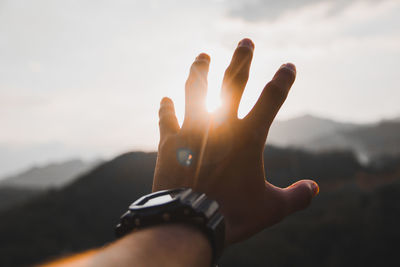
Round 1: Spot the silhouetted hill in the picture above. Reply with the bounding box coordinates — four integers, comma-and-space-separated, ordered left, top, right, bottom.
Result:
305, 120, 400, 163
0, 159, 99, 189
0, 148, 399, 266
0, 152, 156, 267
269, 115, 400, 162
0, 159, 100, 212
268, 115, 358, 146
0, 142, 98, 179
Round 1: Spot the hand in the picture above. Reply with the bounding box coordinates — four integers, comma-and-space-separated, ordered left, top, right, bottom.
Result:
153, 38, 319, 244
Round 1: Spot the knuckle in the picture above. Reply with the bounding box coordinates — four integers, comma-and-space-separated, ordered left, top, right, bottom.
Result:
190, 61, 209, 76
294, 196, 312, 213
234, 69, 249, 85
159, 112, 174, 121
158, 134, 176, 150
224, 67, 249, 87
264, 189, 289, 223
158, 105, 173, 117
186, 62, 209, 89
224, 66, 234, 79
185, 78, 194, 89
266, 80, 289, 101
159, 111, 175, 124
186, 77, 206, 91
286, 186, 313, 214
243, 122, 266, 144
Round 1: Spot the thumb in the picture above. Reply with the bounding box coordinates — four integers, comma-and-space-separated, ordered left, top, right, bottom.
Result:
283, 179, 319, 215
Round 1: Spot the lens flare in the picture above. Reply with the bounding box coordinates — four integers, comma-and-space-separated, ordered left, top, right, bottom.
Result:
177, 148, 193, 166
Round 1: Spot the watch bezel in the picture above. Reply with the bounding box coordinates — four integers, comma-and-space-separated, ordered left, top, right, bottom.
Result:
129, 188, 185, 210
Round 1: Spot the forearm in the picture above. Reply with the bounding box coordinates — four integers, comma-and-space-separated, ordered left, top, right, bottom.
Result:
42, 224, 212, 267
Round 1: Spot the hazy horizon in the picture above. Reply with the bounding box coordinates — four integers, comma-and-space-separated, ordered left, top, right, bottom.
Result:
1, 112, 398, 180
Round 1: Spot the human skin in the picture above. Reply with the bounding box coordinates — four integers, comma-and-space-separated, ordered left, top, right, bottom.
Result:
42, 224, 211, 267
42, 38, 318, 267
153, 38, 319, 244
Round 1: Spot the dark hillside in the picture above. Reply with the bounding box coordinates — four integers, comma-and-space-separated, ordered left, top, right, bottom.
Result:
0, 187, 42, 212
0, 148, 399, 267
0, 152, 156, 266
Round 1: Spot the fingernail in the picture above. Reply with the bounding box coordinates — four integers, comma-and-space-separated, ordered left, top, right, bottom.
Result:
195, 53, 210, 63
238, 38, 255, 50
279, 63, 296, 74
311, 182, 319, 197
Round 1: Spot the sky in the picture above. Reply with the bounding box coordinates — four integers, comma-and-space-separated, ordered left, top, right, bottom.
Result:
0, 0, 399, 177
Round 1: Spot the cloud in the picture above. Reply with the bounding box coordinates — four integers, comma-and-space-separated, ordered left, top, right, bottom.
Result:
226, 0, 384, 22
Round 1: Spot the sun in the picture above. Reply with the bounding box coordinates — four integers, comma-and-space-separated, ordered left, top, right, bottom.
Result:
206, 92, 221, 113
205, 76, 222, 113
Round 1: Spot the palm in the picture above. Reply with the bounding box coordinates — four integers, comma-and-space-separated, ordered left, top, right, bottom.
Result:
153, 39, 318, 244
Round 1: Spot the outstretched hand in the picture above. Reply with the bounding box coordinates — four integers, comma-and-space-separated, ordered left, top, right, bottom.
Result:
153, 38, 319, 244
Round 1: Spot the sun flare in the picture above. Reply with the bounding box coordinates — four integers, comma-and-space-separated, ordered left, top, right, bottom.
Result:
206, 95, 221, 113
205, 75, 222, 113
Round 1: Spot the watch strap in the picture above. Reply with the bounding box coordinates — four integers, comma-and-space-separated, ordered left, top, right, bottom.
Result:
115, 188, 225, 265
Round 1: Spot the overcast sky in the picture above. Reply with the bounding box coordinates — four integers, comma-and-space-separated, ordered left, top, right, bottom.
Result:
1, 0, 399, 177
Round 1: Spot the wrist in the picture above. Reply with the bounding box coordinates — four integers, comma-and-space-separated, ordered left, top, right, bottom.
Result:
120, 223, 212, 267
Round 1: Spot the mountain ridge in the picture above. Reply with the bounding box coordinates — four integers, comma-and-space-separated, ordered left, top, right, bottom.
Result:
268, 114, 400, 162
0, 159, 100, 189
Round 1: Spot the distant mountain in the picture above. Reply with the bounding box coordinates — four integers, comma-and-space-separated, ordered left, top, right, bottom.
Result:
269, 115, 400, 162
1, 148, 399, 266
0, 159, 101, 212
268, 114, 358, 146
0, 142, 101, 178
305, 120, 400, 163
0, 159, 100, 190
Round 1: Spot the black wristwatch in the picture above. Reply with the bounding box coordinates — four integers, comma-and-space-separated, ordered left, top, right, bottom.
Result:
115, 188, 225, 265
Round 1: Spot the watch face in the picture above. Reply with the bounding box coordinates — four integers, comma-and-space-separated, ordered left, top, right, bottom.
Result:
139, 193, 175, 207
143, 194, 173, 207
130, 189, 184, 209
